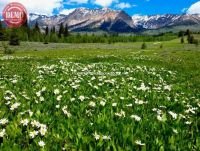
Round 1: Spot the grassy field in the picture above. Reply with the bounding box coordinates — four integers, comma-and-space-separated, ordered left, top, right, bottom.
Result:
0, 38, 200, 150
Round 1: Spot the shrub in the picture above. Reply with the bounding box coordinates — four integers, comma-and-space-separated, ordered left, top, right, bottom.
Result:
193, 39, 199, 47
2, 42, 15, 54
181, 37, 184, 44
9, 30, 20, 46
44, 38, 49, 44
141, 42, 147, 49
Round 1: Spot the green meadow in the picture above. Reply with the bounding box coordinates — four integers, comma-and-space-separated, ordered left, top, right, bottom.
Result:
0, 38, 199, 150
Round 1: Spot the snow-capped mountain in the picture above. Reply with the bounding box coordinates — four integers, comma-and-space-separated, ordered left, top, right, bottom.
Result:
60, 7, 135, 32
29, 13, 66, 29
28, 8, 200, 32
132, 14, 200, 29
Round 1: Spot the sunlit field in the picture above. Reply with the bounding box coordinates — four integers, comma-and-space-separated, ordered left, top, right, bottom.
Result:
0, 39, 200, 150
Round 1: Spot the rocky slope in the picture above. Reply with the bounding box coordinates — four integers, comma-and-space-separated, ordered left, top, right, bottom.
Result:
29, 8, 200, 32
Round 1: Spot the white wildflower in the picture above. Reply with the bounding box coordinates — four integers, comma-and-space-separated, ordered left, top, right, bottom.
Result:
137, 83, 149, 91
62, 106, 72, 118
28, 110, 33, 117
164, 85, 171, 91
29, 130, 39, 139
100, 101, 106, 106
54, 89, 60, 95
71, 98, 75, 102
89, 101, 96, 107
173, 129, 178, 134
10, 102, 21, 111
168, 111, 178, 119
79, 96, 85, 101
0, 118, 9, 125
115, 110, 125, 118
102, 135, 111, 140
39, 96, 44, 102
135, 140, 145, 146
0, 129, 6, 137
93, 131, 100, 140
135, 99, 147, 105
40, 125, 47, 136
130, 115, 141, 121
38, 140, 45, 147
56, 105, 60, 109
185, 121, 192, 125
56, 95, 62, 101
41, 87, 46, 92
20, 119, 29, 126
157, 114, 166, 122
112, 103, 117, 107
126, 104, 132, 107
36, 91, 42, 97
31, 120, 41, 128
120, 97, 125, 100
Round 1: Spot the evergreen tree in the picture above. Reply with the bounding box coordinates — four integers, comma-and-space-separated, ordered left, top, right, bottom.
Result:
45, 26, 49, 36
34, 21, 40, 33
185, 29, 191, 36
58, 23, 64, 38
0, 21, 2, 31
51, 26, 56, 33
50, 33, 58, 43
22, 19, 28, 28
181, 36, 184, 44
0, 21, 4, 41
64, 24, 69, 37
189, 35, 194, 44
9, 29, 20, 46
178, 31, 184, 37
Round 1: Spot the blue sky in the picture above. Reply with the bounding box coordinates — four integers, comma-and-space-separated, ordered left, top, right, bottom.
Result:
60, 0, 200, 15
0, 0, 200, 16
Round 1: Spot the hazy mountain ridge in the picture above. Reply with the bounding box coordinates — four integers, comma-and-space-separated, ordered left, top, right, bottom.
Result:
29, 8, 200, 32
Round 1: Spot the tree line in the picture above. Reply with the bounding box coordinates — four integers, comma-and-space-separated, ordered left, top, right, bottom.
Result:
0, 21, 179, 45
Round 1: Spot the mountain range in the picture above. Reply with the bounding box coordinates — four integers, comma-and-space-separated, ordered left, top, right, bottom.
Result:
29, 7, 200, 33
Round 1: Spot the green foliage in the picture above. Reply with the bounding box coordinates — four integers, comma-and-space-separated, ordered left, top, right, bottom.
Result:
50, 33, 59, 43
181, 36, 184, 44
45, 26, 49, 36
0, 22, 178, 44
185, 29, 191, 36
178, 31, 184, 37
51, 26, 56, 33
193, 39, 199, 47
189, 35, 194, 44
1, 41, 15, 54
0, 21, 5, 41
0, 46, 199, 150
44, 36, 49, 44
34, 21, 40, 33
58, 23, 64, 38
141, 42, 147, 49
9, 29, 20, 46
64, 24, 69, 37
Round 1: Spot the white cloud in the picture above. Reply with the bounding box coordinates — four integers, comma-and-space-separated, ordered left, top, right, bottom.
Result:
59, 8, 75, 15
94, 0, 118, 7
187, 1, 200, 14
115, 2, 136, 9
67, 0, 88, 5
182, 8, 188, 13
0, 0, 63, 15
